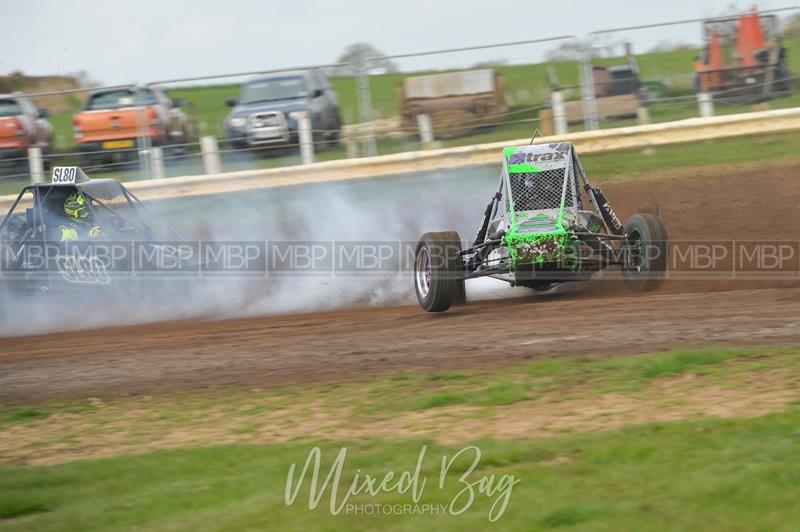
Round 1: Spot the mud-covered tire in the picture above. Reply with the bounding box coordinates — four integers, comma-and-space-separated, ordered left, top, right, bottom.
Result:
622, 213, 668, 292
414, 231, 464, 312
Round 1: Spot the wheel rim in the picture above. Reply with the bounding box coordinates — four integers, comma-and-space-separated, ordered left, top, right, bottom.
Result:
626, 230, 645, 272
415, 247, 432, 298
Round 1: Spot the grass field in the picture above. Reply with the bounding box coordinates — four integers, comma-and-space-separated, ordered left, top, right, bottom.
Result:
2, 345, 800, 530
37, 37, 800, 152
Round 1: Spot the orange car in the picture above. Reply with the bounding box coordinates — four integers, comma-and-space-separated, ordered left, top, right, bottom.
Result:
0, 94, 53, 173
73, 86, 190, 167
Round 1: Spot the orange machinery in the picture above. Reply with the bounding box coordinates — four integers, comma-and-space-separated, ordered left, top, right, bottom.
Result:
694, 8, 790, 100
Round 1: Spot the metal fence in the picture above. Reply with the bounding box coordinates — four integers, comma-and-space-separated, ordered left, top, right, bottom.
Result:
580, 6, 800, 129
2, 6, 799, 185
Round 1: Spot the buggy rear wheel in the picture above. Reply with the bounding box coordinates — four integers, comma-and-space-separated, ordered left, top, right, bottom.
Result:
622, 214, 668, 292
414, 231, 464, 312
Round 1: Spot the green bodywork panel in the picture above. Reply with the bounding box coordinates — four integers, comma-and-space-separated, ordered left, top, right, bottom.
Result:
507, 163, 542, 173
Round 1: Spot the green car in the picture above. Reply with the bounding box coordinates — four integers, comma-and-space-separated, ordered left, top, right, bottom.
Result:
413, 142, 668, 312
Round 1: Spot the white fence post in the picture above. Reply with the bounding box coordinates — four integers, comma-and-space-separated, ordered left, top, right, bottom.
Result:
356, 64, 378, 157
28, 147, 44, 184
200, 136, 222, 175
551, 91, 567, 135
292, 111, 315, 165
697, 92, 714, 118
636, 106, 651, 125
345, 138, 359, 158
151, 146, 165, 180
416, 113, 434, 146
580, 47, 600, 131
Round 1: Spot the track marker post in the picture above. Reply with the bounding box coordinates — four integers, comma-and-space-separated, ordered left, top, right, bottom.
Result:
417, 113, 435, 147
200, 136, 222, 175
292, 111, 315, 165
345, 137, 359, 158
151, 146, 165, 180
28, 147, 44, 184
552, 91, 568, 135
637, 106, 651, 125
697, 92, 714, 118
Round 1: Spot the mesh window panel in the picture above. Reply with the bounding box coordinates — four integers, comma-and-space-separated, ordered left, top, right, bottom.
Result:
85, 190, 154, 238
87, 193, 137, 218
508, 168, 572, 211
88, 194, 128, 210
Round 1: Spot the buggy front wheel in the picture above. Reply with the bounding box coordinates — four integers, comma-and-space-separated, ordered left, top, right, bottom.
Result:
414, 231, 464, 312
622, 214, 668, 292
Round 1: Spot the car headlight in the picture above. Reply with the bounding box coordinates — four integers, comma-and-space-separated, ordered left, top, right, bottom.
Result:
228, 117, 247, 128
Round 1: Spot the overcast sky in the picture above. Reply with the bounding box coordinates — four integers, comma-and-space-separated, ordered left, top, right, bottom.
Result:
3, 0, 796, 85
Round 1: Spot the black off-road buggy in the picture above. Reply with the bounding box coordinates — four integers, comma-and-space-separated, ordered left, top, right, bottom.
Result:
413, 142, 668, 312
0, 167, 183, 296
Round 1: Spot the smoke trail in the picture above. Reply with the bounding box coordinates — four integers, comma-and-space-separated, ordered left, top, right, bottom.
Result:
0, 164, 510, 336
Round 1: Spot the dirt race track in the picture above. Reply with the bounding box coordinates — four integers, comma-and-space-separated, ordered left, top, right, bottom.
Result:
2, 160, 800, 403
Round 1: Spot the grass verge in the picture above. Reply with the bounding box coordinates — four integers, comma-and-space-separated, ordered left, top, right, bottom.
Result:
1, 345, 798, 461
3, 402, 800, 529
2, 345, 800, 529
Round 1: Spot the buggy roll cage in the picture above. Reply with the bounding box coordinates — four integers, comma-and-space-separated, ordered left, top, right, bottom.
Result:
459, 143, 627, 275
0, 180, 183, 244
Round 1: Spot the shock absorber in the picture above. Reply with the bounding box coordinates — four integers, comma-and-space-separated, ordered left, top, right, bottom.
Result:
473, 192, 501, 246
586, 184, 623, 235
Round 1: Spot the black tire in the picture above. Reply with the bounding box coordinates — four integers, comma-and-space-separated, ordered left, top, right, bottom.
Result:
622, 213, 668, 292
453, 272, 467, 306
413, 231, 465, 312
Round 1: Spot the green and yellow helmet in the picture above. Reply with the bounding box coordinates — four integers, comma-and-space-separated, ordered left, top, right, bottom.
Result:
64, 192, 90, 222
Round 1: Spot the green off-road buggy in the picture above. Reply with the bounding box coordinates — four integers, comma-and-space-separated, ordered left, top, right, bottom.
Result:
413, 142, 668, 312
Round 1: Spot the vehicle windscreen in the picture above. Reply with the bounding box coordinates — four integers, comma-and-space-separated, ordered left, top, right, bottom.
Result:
85, 89, 157, 110
240, 77, 308, 104
0, 99, 22, 117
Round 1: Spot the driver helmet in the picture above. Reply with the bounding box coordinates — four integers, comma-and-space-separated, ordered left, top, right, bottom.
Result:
64, 192, 90, 223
